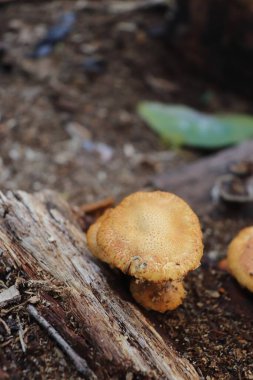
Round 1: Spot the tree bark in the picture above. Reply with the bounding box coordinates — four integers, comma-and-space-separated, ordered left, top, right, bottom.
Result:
0, 190, 199, 380
153, 140, 253, 214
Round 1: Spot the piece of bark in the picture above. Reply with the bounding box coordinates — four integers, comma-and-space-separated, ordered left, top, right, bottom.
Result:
0, 285, 21, 308
153, 140, 253, 213
0, 190, 199, 380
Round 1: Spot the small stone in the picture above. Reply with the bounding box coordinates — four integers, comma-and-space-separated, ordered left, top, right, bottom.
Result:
207, 290, 220, 299
48, 236, 56, 243
207, 250, 220, 261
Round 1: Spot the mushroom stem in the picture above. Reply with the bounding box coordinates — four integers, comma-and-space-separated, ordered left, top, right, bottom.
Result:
130, 278, 186, 313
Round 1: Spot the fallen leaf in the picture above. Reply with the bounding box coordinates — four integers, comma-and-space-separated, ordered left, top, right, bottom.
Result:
138, 102, 253, 149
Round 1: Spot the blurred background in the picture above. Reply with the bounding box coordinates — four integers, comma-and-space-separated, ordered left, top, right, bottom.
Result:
1, 0, 253, 206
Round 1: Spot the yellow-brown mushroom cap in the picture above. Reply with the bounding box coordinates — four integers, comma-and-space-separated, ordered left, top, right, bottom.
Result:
86, 209, 112, 258
227, 226, 253, 292
130, 279, 186, 313
88, 191, 203, 282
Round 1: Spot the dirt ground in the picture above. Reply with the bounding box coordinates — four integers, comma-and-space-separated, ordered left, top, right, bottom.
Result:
0, 1, 253, 379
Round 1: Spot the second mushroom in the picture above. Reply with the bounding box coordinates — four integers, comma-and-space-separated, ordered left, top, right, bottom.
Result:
87, 191, 203, 312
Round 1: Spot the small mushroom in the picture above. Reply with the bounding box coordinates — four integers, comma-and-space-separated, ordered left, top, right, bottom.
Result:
212, 160, 253, 204
227, 226, 253, 292
87, 191, 203, 312
228, 161, 253, 177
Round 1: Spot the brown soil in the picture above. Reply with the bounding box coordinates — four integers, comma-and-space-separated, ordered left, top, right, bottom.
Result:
0, 1, 253, 379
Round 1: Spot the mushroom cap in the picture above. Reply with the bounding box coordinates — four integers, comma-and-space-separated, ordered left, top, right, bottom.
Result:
227, 226, 253, 292
86, 209, 112, 258
87, 191, 203, 282
130, 279, 186, 313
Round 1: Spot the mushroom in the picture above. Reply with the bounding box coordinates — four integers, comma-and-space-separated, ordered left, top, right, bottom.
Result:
227, 226, 253, 292
86, 191, 203, 312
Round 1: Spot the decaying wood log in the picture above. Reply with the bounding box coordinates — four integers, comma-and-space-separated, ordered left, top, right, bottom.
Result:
0, 190, 199, 380
153, 140, 253, 214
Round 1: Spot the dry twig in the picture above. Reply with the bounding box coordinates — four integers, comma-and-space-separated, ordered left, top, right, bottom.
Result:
27, 304, 96, 379
17, 315, 27, 353
0, 317, 11, 335
78, 196, 114, 213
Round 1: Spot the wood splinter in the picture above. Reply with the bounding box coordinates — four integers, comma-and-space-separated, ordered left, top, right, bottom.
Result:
27, 304, 96, 379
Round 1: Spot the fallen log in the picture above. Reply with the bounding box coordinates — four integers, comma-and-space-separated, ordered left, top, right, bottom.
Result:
153, 140, 253, 214
0, 190, 199, 379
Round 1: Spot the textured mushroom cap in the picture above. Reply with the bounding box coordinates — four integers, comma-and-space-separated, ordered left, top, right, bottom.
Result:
86, 209, 112, 258
130, 279, 186, 313
88, 191, 203, 282
227, 226, 253, 292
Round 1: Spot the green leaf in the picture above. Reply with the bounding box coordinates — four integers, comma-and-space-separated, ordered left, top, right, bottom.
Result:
138, 102, 253, 149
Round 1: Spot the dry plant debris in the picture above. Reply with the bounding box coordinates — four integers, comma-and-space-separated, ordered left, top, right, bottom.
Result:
0, 253, 84, 379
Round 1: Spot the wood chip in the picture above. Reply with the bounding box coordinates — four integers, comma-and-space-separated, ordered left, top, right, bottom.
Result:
0, 285, 21, 308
